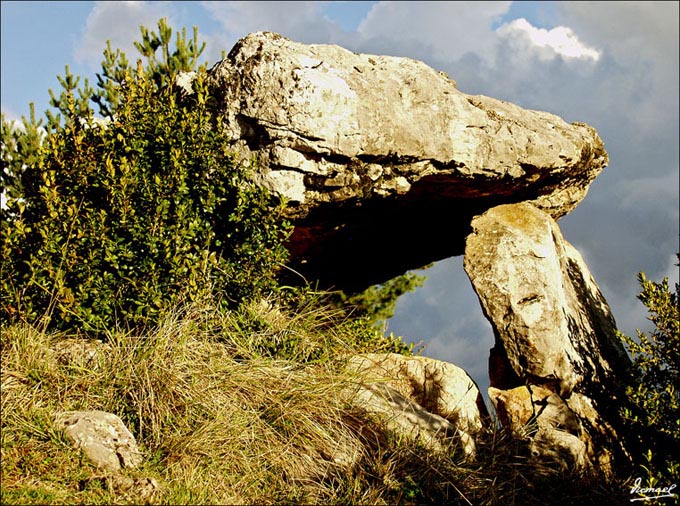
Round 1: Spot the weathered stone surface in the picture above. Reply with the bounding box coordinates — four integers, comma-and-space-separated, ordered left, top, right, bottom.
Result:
489, 385, 590, 473
531, 426, 590, 474
54, 410, 142, 472
354, 383, 466, 453
205, 32, 608, 290
464, 202, 631, 472
488, 385, 578, 434
347, 353, 488, 456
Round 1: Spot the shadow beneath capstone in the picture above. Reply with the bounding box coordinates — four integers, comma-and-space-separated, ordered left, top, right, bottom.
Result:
284, 185, 534, 293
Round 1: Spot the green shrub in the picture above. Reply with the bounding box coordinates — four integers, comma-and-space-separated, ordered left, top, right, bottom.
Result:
618, 255, 680, 482
1, 20, 290, 333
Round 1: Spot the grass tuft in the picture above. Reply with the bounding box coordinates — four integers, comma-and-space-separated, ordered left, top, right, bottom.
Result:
1, 298, 631, 504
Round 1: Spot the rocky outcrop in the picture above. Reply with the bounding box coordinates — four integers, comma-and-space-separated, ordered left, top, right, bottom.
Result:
198, 32, 631, 474
54, 410, 143, 472
489, 385, 590, 473
347, 353, 488, 457
464, 202, 632, 473
53, 409, 159, 500
205, 32, 608, 291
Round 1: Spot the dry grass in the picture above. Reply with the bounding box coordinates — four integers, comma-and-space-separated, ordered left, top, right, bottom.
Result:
1, 298, 631, 505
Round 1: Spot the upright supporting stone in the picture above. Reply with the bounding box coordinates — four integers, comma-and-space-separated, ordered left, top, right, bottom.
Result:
463, 202, 632, 474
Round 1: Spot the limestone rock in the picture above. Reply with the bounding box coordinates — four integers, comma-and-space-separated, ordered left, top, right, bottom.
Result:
530, 427, 590, 474
488, 385, 580, 435
206, 32, 608, 290
464, 202, 631, 472
175, 70, 197, 97
347, 353, 488, 457
489, 385, 590, 473
54, 410, 142, 472
353, 383, 465, 454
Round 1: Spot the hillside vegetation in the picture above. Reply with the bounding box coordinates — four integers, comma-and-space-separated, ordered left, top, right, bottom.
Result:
2, 296, 630, 505
1, 20, 675, 505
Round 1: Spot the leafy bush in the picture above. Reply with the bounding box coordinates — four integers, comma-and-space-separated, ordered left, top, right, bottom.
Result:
618, 255, 680, 482
1, 20, 290, 333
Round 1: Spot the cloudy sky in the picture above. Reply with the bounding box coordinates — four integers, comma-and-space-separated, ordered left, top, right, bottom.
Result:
2, 1, 678, 394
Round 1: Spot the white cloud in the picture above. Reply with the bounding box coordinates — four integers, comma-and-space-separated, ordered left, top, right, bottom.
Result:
558, 1, 678, 65
201, 1, 512, 67
74, 1, 179, 68
357, 1, 511, 62
556, 2, 679, 131
202, 1, 327, 37
496, 18, 600, 61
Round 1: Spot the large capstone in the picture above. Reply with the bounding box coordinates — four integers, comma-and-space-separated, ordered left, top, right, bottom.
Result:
205, 32, 608, 291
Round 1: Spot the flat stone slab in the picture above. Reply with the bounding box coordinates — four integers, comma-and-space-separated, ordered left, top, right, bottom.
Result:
205, 32, 608, 289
